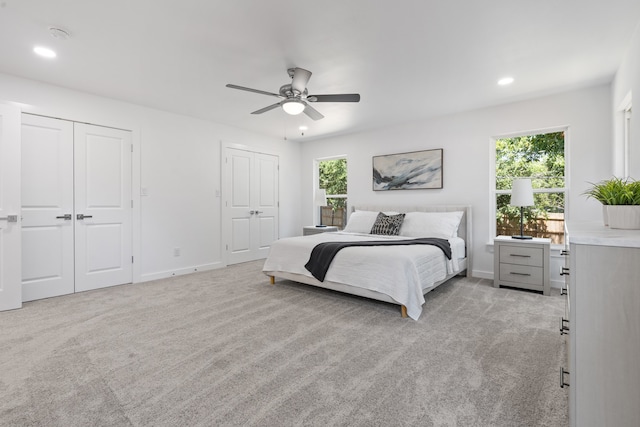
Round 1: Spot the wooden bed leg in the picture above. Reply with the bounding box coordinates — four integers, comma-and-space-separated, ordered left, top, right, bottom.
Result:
400, 305, 408, 318
270, 276, 275, 285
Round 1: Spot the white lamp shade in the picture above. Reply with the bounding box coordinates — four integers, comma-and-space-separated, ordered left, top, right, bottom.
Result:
314, 188, 327, 206
510, 178, 534, 207
282, 99, 305, 115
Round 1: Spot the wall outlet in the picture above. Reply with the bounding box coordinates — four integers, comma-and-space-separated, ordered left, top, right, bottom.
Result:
173, 247, 181, 257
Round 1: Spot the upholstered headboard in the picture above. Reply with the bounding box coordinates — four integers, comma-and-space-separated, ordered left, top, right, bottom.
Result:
351, 204, 472, 274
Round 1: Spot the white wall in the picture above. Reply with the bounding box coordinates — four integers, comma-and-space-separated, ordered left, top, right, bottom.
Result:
0, 72, 301, 282
0, 70, 615, 287
300, 85, 612, 282
612, 22, 640, 178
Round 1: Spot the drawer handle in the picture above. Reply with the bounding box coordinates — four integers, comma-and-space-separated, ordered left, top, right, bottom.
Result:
509, 254, 531, 258
560, 317, 569, 335
560, 250, 569, 256
560, 267, 570, 276
560, 367, 570, 388
560, 287, 567, 296
509, 272, 531, 276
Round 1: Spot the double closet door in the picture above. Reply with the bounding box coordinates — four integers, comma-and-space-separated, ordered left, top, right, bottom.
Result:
21, 114, 132, 302
224, 147, 279, 264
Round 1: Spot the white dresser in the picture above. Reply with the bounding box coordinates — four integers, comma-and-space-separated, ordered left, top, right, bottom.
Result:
563, 222, 640, 427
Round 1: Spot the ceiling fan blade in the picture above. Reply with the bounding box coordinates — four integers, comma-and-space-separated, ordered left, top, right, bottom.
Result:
308, 94, 360, 103
303, 103, 324, 121
226, 84, 281, 98
291, 68, 312, 95
251, 102, 282, 115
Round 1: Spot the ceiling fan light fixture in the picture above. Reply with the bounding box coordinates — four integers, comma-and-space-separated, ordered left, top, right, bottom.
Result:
281, 99, 305, 115
33, 46, 56, 58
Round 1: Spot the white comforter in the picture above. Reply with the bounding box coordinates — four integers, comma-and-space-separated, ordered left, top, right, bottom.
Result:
262, 232, 465, 320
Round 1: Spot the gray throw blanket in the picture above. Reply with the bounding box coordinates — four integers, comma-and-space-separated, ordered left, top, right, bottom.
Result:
304, 237, 452, 282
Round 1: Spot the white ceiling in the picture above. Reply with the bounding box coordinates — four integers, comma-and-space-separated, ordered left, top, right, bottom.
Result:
1, 1, 639, 142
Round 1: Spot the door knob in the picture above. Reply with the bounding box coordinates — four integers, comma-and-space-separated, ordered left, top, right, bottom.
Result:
249, 210, 256, 215
0, 215, 18, 222
255, 210, 263, 214
56, 214, 72, 220
76, 214, 94, 220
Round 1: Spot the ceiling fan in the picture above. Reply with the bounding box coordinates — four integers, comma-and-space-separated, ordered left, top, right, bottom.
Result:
226, 67, 360, 121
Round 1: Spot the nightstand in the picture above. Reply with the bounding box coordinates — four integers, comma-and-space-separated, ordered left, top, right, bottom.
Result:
493, 235, 550, 295
303, 226, 338, 236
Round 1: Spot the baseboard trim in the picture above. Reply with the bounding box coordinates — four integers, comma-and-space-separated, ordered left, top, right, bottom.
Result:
472, 269, 493, 280
138, 262, 224, 283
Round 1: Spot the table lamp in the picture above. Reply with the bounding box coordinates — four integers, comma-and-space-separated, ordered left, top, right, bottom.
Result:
510, 178, 534, 239
314, 189, 327, 227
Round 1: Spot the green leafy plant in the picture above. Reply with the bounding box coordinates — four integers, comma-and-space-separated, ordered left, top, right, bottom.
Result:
583, 177, 640, 205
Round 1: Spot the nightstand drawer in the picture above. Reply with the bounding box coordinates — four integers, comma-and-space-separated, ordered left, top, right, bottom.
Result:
499, 263, 544, 286
499, 245, 543, 267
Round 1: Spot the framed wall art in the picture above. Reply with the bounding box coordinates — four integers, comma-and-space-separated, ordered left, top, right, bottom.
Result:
372, 148, 443, 190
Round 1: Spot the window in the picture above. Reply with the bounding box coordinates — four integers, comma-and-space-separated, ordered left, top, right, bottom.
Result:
317, 157, 347, 229
493, 130, 567, 244
624, 105, 632, 178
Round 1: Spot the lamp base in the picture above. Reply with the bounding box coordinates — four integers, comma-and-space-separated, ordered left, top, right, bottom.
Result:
512, 235, 533, 240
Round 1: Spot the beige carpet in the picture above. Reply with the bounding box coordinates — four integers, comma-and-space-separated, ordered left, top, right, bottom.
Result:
0, 260, 568, 426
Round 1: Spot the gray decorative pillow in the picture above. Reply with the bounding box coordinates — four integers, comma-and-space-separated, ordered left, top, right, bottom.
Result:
370, 212, 406, 235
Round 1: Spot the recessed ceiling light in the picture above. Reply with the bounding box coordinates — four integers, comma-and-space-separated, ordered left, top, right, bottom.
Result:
299, 126, 308, 131
498, 77, 514, 86
33, 46, 56, 58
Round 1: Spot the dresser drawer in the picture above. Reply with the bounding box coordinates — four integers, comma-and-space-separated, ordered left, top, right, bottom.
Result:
499, 245, 543, 267
499, 263, 544, 286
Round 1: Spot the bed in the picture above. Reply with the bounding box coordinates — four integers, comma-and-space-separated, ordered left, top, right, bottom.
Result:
263, 205, 472, 320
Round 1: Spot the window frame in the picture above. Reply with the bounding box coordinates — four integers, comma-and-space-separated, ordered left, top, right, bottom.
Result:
489, 126, 570, 247
314, 155, 348, 227
624, 106, 632, 178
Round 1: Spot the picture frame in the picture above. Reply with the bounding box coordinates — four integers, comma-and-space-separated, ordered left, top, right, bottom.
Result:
372, 148, 443, 190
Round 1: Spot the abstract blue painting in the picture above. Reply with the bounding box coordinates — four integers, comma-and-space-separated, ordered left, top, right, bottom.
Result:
372, 149, 443, 190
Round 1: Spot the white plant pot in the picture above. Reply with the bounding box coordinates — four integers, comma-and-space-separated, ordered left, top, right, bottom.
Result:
607, 205, 640, 229
602, 204, 609, 226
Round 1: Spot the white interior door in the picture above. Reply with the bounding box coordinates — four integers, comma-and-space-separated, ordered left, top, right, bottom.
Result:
254, 153, 279, 259
224, 147, 278, 264
227, 148, 253, 264
74, 123, 132, 292
21, 114, 75, 301
0, 104, 22, 311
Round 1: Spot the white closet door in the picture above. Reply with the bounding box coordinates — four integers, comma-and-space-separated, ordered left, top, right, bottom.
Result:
74, 123, 132, 292
224, 147, 279, 264
21, 115, 75, 301
226, 148, 254, 264
254, 152, 279, 259
0, 104, 21, 311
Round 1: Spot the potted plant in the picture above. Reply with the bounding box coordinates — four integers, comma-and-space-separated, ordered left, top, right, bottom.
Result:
584, 177, 640, 229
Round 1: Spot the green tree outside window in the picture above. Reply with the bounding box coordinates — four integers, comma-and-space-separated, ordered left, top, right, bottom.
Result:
496, 131, 566, 243
319, 158, 347, 227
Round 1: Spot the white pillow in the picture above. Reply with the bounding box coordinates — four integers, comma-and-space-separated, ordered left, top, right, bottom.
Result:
399, 211, 464, 239
342, 211, 380, 233
343, 210, 400, 233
